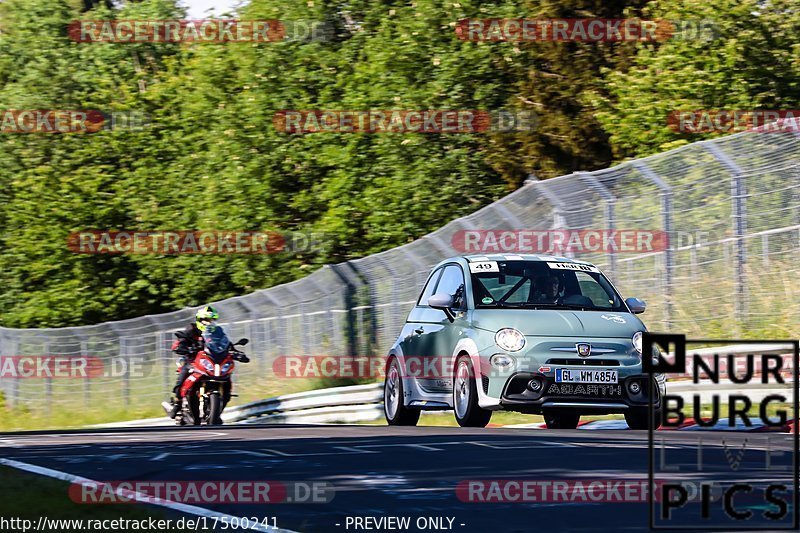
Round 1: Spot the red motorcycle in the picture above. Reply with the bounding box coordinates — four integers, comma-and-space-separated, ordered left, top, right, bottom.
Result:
170, 326, 250, 426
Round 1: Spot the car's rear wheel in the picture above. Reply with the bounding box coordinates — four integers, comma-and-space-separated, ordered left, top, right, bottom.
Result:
543, 411, 580, 429
453, 355, 492, 428
384, 357, 420, 426
625, 408, 662, 430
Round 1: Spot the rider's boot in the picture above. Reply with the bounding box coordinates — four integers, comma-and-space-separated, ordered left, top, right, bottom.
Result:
162, 394, 182, 419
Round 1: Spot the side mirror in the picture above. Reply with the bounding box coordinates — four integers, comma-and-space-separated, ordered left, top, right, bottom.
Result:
174, 331, 189, 339
235, 338, 249, 346
428, 294, 455, 322
626, 297, 647, 314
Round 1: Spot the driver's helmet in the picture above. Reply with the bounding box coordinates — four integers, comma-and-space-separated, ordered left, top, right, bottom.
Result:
202, 326, 230, 362
195, 305, 219, 332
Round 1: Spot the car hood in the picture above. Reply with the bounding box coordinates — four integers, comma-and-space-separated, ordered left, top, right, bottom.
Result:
471, 309, 644, 338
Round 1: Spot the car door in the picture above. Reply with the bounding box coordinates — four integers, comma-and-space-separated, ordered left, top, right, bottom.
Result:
401, 267, 443, 361
416, 264, 468, 391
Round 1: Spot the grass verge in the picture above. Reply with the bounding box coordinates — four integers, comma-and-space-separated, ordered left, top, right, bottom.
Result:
0, 466, 195, 532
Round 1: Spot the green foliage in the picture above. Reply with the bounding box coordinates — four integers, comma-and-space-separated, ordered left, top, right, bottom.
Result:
0, 0, 792, 327
591, 0, 800, 158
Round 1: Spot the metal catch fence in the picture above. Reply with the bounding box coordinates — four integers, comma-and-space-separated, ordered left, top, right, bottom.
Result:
1, 121, 798, 414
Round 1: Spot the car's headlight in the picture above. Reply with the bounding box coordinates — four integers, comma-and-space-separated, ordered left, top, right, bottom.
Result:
632, 331, 643, 354
495, 328, 526, 352
490, 353, 516, 369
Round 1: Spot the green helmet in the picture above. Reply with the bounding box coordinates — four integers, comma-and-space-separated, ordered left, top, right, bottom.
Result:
195, 305, 219, 332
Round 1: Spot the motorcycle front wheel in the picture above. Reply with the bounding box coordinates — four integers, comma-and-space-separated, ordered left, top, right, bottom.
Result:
208, 393, 223, 425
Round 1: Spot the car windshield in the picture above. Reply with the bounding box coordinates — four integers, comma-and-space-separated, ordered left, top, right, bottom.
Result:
470, 260, 626, 312
202, 325, 231, 362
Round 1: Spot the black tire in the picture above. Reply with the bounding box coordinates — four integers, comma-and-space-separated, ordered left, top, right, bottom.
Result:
209, 393, 223, 425
384, 357, 420, 426
544, 411, 580, 429
453, 355, 492, 428
625, 408, 662, 430
188, 396, 201, 426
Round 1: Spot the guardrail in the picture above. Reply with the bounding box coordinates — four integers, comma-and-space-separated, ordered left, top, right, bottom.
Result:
228, 383, 383, 424
91, 383, 384, 428
92, 343, 795, 428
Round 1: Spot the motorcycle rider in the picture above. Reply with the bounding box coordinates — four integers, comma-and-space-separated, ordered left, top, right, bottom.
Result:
164, 305, 219, 418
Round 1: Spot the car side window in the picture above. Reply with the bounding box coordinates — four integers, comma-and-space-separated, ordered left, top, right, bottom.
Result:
435, 265, 467, 309
417, 268, 443, 306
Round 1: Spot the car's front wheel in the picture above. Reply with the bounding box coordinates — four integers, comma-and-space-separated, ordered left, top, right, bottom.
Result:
384, 357, 420, 426
453, 355, 492, 428
543, 411, 580, 429
625, 408, 662, 430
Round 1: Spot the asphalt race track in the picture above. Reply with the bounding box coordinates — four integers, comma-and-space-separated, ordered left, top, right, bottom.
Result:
1, 425, 797, 532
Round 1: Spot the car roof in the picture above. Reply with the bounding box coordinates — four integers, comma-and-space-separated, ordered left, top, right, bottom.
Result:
432, 254, 599, 270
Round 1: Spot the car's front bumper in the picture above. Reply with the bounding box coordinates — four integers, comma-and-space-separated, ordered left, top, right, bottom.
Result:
495, 371, 664, 414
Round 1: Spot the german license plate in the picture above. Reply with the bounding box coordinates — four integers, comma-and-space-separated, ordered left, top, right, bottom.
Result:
555, 368, 618, 384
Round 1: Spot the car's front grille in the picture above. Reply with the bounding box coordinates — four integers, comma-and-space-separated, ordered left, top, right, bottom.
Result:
546, 358, 620, 366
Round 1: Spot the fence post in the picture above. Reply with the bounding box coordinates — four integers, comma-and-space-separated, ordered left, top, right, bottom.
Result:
160, 330, 171, 400
375, 256, 399, 354
632, 162, 674, 331
0, 331, 10, 408
44, 341, 52, 417
81, 337, 90, 409
123, 337, 130, 406
262, 292, 285, 358
577, 171, 617, 278
330, 263, 358, 358
704, 142, 748, 330
346, 261, 378, 356
535, 180, 570, 257
320, 267, 346, 355
9, 335, 19, 408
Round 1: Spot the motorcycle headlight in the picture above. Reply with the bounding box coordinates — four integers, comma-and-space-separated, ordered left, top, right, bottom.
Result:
200, 359, 214, 371
221, 362, 232, 373
633, 331, 643, 355
495, 328, 526, 352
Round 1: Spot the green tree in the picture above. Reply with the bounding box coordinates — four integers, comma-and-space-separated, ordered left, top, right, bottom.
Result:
590, 0, 800, 158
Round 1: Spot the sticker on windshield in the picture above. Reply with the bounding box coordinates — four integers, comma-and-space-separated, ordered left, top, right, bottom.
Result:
481, 296, 494, 305
469, 261, 499, 273
547, 262, 599, 273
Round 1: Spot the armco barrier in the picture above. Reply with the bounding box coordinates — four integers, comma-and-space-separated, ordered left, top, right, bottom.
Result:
90, 383, 384, 428
92, 343, 795, 428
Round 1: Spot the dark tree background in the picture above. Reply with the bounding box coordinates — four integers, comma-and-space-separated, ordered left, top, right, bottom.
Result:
0, 0, 796, 327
